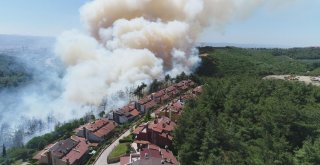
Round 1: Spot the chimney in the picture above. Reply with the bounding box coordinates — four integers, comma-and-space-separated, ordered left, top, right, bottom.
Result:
134, 101, 139, 110
165, 145, 169, 152
164, 109, 168, 117
154, 119, 158, 124
83, 127, 87, 140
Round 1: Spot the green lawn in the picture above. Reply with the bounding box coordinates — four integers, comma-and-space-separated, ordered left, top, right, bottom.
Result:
108, 143, 130, 159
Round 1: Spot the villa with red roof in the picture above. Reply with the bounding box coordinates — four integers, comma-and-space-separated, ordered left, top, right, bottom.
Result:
133, 116, 176, 148
156, 99, 184, 121
75, 118, 117, 142
175, 80, 195, 91
151, 89, 171, 104
120, 144, 179, 165
165, 85, 179, 97
192, 85, 203, 95
33, 136, 89, 165
113, 102, 141, 124
136, 95, 158, 113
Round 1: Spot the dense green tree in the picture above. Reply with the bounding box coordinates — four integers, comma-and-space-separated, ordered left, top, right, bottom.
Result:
165, 74, 171, 82
2, 144, 6, 157
99, 111, 106, 118
174, 77, 320, 165
133, 82, 147, 98
0, 55, 31, 89
148, 79, 162, 94
294, 138, 320, 165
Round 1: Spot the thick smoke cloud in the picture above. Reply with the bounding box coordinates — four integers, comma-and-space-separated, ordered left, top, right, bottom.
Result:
57, 0, 294, 105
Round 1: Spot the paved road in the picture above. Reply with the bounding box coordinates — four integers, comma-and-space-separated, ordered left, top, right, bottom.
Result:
94, 129, 131, 165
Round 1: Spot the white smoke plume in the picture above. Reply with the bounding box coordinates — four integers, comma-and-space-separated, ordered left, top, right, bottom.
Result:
57, 0, 293, 105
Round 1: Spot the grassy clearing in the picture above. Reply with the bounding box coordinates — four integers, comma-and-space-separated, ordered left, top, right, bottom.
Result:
108, 143, 130, 160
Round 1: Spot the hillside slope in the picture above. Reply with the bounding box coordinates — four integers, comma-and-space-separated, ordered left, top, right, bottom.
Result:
174, 47, 320, 165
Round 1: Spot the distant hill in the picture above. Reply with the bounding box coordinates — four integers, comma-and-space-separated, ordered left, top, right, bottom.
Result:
196, 42, 293, 48
0, 34, 55, 51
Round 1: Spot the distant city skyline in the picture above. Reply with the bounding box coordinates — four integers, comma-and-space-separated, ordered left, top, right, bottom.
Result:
0, 0, 319, 47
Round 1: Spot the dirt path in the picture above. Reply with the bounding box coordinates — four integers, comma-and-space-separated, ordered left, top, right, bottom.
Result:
263, 75, 320, 86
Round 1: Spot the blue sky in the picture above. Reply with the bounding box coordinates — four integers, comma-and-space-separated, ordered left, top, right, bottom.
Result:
0, 0, 319, 47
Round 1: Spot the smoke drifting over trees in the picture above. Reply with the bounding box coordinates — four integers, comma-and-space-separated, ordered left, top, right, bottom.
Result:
58, 0, 291, 105
0, 0, 293, 147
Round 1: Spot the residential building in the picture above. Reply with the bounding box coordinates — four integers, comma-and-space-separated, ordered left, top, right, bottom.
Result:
175, 80, 195, 91
75, 118, 117, 142
33, 136, 90, 165
165, 85, 180, 98
156, 99, 184, 121
120, 144, 179, 165
136, 95, 157, 113
113, 102, 140, 124
133, 116, 176, 148
192, 85, 203, 95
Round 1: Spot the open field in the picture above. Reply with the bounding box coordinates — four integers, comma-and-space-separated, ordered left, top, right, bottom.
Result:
264, 75, 320, 86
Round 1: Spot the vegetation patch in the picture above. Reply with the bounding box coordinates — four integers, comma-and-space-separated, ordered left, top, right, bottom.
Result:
0, 55, 31, 89
119, 134, 134, 143
108, 143, 130, 160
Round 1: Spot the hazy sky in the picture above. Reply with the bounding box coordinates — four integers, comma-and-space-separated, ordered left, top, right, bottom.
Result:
0, 0, 319, 47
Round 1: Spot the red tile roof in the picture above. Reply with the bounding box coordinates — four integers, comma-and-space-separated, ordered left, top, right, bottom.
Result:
76, 118, 117, 138
161, 94, 170, 102
133, 125, 145, 135
130, 109, 140, 117
193, 85, 203, 94
138, 95, 152, 105
83, 118, 109, 131
153, 90, 166, 98
50, 138, 78, 158
120, 156, 130, 165
144, 100, 157, 109
170, 100, 183, 111
32, 143, 55, 160
165, 86, 176, 92
62, 136, 89, 164
148, 117, 176, 133
181, 85, 188, 90
160, 148, 179, 165
134, 140, 150, 145
138, 144, 179, 165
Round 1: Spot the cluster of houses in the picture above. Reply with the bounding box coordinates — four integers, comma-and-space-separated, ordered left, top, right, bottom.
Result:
33, 118, 118, 165
32, 79, 202, 165
119, 82, 203, 165
110, 79, 197, 124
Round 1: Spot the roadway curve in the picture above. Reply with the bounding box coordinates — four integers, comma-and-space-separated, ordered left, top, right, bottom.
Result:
93, 129, 131, 165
